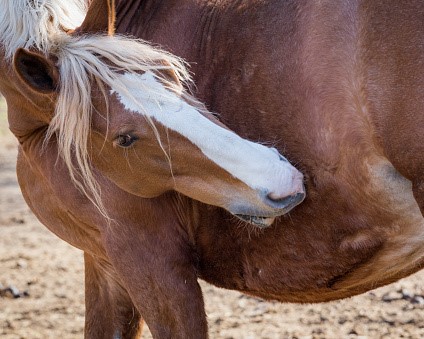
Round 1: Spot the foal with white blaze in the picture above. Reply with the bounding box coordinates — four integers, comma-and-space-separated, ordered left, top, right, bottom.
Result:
11, 32, 304, 225
0, 1, 305, 337
1, 2, 306, 336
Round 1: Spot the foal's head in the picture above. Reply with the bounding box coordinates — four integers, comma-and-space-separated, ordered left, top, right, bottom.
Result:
9, 32, 304, 227
0, 0, 305, 227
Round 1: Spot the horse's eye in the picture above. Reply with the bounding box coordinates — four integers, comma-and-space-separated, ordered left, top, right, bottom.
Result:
115, 134, 138, 148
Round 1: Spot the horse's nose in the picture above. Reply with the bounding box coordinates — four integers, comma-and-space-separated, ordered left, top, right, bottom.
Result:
265, 171, 306, 211
266, 190, 305, 210
268, 170, 305, 199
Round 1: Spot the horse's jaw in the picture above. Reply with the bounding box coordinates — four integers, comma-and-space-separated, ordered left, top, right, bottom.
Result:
233, 215, 275, 228
232, 190, 305, 227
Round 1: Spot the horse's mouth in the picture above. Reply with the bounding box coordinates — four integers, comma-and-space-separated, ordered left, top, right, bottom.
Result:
234, 214, 275, 228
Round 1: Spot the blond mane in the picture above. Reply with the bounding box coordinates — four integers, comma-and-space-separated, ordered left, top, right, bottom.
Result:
0, 0, 86, 60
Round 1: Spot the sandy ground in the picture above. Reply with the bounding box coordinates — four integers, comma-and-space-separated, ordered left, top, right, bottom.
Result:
1, 97, 424, 338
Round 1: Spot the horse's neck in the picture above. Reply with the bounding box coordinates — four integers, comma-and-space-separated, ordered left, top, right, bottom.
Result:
117, 1, 372, 146
114, 0, 224, 81
5, 97, 52, 144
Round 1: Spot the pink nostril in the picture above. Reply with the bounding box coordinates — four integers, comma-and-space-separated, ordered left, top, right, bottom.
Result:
267, 172, 305, 202
268, 191, 287, 202
266, 191, 305, 209
293, 172, 305, 192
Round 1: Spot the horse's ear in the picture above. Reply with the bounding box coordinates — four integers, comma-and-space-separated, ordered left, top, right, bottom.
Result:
13, 48, 59, 94
159, 62, 183, 88
76, 0, 115, 35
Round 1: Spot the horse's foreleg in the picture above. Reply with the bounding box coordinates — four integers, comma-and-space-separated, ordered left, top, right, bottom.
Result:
104, 229, 208, 339
84, 252, 143, 339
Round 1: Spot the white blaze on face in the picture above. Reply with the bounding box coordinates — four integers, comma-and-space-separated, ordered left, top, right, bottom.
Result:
111, 72, 298, 196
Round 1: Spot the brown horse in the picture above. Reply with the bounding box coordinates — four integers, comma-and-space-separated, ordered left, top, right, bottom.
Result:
84, 0, 424, 291
1, 0, 305, 337
3, 0, 424, 338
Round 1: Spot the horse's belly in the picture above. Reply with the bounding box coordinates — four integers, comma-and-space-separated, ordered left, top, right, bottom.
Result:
199, 156, 424, 302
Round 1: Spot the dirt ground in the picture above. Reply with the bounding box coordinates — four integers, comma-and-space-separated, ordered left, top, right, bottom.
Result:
1, 97, 424, 339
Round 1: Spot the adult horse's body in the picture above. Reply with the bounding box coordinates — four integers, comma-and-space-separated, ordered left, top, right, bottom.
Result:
100, 0, 424, 297
3, 0, 424, 338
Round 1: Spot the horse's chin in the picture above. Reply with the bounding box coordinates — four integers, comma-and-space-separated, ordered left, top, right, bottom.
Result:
234, 214, 276, 228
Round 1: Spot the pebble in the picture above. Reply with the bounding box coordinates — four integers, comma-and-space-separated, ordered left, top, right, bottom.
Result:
382, 291, 402, 302
401, 288, 413, 300
16, 259, 28, 269
411, 296, 424, 305
382, 289, 424, 305
0, 284, 30, 298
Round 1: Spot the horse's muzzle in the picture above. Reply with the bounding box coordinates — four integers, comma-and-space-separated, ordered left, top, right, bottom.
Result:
265, 190, 306, 212
233, 188, 306, 228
